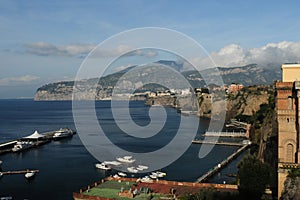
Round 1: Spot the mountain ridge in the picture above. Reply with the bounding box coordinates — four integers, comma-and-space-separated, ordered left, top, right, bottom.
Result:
34, 62, 281, 101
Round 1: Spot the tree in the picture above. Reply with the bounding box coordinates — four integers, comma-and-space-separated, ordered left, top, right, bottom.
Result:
238, 154, 270, 199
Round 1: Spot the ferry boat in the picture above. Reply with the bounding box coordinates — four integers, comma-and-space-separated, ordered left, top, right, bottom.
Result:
12, 141, 34, 152
116, 156, 135, 163
95, 163, 111, 170
53, 128, 73, 140
25, 171, 35, 179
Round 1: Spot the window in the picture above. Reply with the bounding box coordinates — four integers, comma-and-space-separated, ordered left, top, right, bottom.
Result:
286, 143, 294, 163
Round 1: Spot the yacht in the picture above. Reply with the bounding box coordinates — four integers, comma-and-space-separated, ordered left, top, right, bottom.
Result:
25, 171, 35, 179
140, 176, 153, 183
118, 172, 127, 177
103, 161, 122, 166
95, 163, 111, 170
53, 128, 73, 140
12, 141, 34, 152
151, 171, 166, 178
127, 167, 138, 173
116, 156, 135, 163
137, 165, 148, 171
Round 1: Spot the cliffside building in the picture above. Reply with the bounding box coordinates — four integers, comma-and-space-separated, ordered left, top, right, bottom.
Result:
276, 63, 300, 198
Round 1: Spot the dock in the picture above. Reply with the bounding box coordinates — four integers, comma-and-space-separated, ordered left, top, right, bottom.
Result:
192, 140, 244, 146
196, 144, 250, 183
1, 169, 39, 175
0, 128, 75, 155
203, 131, 246, 138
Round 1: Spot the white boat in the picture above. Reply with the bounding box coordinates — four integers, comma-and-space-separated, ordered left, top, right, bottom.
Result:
116, 156, 135, 163
25, 171, 35, 179
155, 171, 166, 177
12, 141, 34, 152
0, 172, 3, 178
118, 172, 127, 177
149, 174, 157, 179
103, 161, 122, 166
95, 163, 111, 170
151, 171, 166, 178
53, 128, 73, 140
137, 165, 148, 171
127, 167, 138, 173
113, 174, 120, 179
140, 176, 153, 183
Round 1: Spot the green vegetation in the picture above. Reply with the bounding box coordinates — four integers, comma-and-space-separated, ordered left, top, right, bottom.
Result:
83, 180, 169, 200
179, 188, 239, 200
237, 154, 271, 200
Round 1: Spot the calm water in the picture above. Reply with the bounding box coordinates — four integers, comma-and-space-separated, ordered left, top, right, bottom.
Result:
0, 99, 245, 200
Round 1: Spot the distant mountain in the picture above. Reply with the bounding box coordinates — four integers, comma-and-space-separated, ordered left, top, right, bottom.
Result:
34, 62, 281, 100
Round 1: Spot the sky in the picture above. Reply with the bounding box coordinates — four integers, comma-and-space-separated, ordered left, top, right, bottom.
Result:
1, 0, 300, 98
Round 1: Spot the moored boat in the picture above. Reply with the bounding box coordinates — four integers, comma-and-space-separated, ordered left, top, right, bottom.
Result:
25, 171, 35, 179
95, 163, 111, 170
116, 156, 135, 163
127, 167, 138, 173
53, 128, 74, 140
12, 141, 34, 152
137, 165, 148, 171
118, 172, 127, 177
103, 161, 122, 166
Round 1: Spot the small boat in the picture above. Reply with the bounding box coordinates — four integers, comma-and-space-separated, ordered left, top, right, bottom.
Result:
118, 172, 127, 177
0, 172, 3, 178
25, 171, 35, 179
53, 128, 73, 140
12, 141, 34, 152
140, 176, 153, 183
95, 163, 111, 170
116, 156, 135, 163
0, 160, 2, 166
0, 197, 13, 200
127, 167, 138, 173
152, 171, 166, 178
137, 165, 148, 171
103, 161, 122, 166
149, 174, 157, 179
113, 174, 120, 179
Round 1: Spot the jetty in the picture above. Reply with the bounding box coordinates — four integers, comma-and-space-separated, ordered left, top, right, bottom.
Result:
1, 169, 39, 175
203, 131, 247, 138
196, 144, 250, 183
192, 140, 244, 147
0, 128, 75, 155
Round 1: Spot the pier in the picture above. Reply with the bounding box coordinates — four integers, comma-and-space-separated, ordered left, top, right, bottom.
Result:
192, 140, 244, 146
196, 144, 250, 183
0, 128, 75, 155
203, 131, 247, 138
1, 169, 39, 175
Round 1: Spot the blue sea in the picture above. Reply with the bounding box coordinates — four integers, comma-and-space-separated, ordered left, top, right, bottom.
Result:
0, 99, 247, 200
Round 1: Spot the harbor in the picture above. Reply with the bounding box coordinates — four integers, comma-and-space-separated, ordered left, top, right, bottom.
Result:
0, 128, 76, 155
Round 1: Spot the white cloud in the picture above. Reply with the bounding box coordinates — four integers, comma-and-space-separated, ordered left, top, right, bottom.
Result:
23, 42, 159, 59
0, 75, 40, 86
193, 41, 300, 68
24, 42, 95, 58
